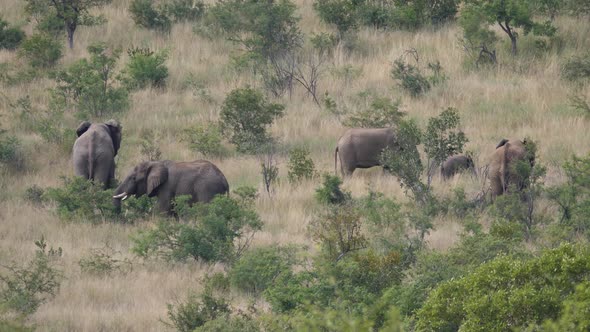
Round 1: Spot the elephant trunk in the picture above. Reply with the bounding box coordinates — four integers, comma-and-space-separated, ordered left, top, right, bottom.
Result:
112, 185, 128, 214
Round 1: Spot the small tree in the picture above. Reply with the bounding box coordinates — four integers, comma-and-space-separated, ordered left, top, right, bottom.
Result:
219, 87, 284, 154
287, 147, 315, 184
0, 18, 25, 50
460, 0, 557, 56
343, 97, 405, 128
18, 33, 63, 68
24, 0, 112, 49
423, 108, 468, 187
122, 46, 169, 90
51, 42, 129, 118
129, 0, 172, 33
182, 122, 225, 157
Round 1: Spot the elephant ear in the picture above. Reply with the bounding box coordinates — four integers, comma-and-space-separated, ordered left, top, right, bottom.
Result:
105, 119, 122, 156
76, 121, 92, 137
496, 138, 509, 149
147, 163, 168, 197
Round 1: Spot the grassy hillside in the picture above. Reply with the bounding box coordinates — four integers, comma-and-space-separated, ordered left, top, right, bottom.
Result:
1, 0, 590, 330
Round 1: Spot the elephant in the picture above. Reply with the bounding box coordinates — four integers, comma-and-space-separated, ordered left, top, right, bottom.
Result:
112, 159, 230, 214
72, 119, 122, 188
441, 154, 476, 180
334, 128, 399, 176
488, 138, 535, 198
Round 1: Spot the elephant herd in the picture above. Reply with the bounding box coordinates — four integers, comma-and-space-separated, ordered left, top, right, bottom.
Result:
72, 122, 534, 214
334, 128, 535, 198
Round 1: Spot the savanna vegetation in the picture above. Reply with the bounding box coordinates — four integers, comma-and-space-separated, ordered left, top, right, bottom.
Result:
1, 0, 590, 330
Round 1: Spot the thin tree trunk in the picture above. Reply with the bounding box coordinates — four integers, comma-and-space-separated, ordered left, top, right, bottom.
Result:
66, 22, 76, 49
510, 35, 517, 56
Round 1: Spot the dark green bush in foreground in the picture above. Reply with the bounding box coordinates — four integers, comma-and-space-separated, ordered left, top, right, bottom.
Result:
131, 195, 263, 263
0, 18, 25, 50
415, 243, 590, 332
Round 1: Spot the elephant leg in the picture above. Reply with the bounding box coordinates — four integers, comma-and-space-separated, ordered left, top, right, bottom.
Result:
156, 193, 173, 215
93, 161, 112, 189
490, 176, 503, 199
73, 154, 89, 179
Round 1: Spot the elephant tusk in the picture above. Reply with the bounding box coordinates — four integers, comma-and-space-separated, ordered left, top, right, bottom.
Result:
113, 192, 128, 199
122, 195, 129, 201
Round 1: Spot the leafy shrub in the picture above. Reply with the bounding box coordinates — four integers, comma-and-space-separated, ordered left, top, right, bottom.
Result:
219, 87, 284, 154
287, 147, 315, 184
129, 0, 172, 32
415, 243, 590, 332
131, 195, 263, 263
18, 33, 62, 68
391, 59, 431, 97
0, 18, 25, 50
232, 186, 258, 206
23, 185, 46, 206
315, 174, 351, 205
423, 107, 468, 184
343, 97, 405, 128
44, 177, 152, 223
182, 122, 225, 157
194, 314, 260, 332
165, 289, 230, 332
313, 0, 358, 35
540, 281, 590, 331
0, 239, 63, 316
380, 119, 427, 203
547, 154, 590, 242
123, 47, 168, 89
78, 245, 132, 276
51, 42, 129, 118
0, 131, 25, 171
562, 53, 590, 84
229, 246, 297, 295
163, 0, 205, 22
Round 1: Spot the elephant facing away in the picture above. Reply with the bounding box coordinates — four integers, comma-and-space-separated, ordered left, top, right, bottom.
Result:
489, 138, 535, 198
112, 160, 230, 214
335, 128, 399, 176
441, 154, 476, 180
73, 120, 122, 188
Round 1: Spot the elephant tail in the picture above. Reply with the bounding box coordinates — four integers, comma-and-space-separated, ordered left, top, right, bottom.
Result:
334, 146, 339, 176
88, 132, 95, 181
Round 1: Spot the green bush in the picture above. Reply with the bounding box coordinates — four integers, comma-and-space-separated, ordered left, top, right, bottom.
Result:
194, 314, 260, 332
423, 107, 468, 184
315, 174, 351, 206
343, 97, 405, 128
123, 47, 169, 89
540, 281, 590, 331
313, 0, 358, 35
129, 0, 172, 32
78, 246, 132, 276
182, 122, 225, 157
44, 177, 153, 223
562, 53, 590, 84
287, 147, 316, 184
163, 0, 205, 22
23, 185, 46, 206
0, 18, 25, 50
415, 243, 590, 332
131, 195, 263, 263
229, 246, 297, 295
391, 59, 431, 97
165, 290, 230, 332
0, 131, 25, 171
219, 87, 285, 154
51, 42, 129, 118
18, 33, 62, 68
0, 239, 63, 316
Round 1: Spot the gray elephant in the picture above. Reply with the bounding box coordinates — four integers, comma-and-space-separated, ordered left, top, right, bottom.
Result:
334, 128, 399, 176
441, 154, 476, 180
72, 120, 122, 188
112, 159, 229, 214
489, 138, 535, 198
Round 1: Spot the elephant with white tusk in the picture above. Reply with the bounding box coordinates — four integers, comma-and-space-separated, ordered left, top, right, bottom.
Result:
72, 119, 122, 188
113, 159, 229, 214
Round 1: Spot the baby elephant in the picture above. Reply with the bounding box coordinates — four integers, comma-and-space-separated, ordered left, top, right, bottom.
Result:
113, 160, 229, 214
441, 154, 476, 180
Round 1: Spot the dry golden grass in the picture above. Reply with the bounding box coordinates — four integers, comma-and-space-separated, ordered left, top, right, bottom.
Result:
1, 0, 590, 329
